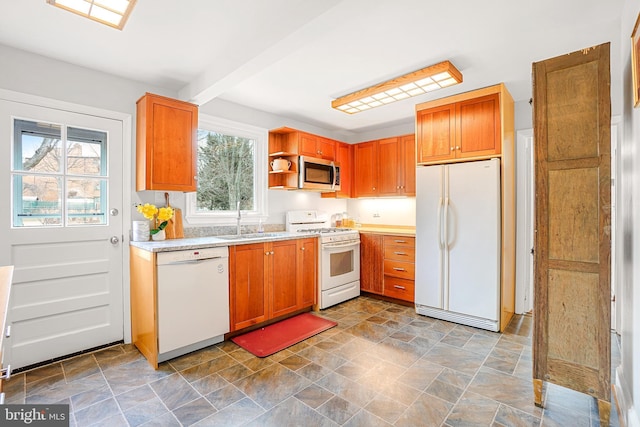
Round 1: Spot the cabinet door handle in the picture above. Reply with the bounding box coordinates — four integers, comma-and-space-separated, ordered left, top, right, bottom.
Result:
393, 285, 406, 290
394, 251, 407, 255
301, 247, 305, 251
5, 325, 10, 338
456, 146, 460, 150
393, 267, 406, 271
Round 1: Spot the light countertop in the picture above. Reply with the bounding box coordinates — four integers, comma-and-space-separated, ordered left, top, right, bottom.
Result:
130, 231, 319, 252
350, 224, 416, 236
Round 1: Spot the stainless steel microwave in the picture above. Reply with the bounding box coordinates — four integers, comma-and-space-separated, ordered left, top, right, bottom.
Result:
298, 156, 341, 192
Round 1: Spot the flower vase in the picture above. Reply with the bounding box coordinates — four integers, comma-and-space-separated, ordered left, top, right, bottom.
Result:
152, 229, 166, 241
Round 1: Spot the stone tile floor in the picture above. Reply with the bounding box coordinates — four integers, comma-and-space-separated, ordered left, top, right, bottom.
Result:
3, 296, 621, 426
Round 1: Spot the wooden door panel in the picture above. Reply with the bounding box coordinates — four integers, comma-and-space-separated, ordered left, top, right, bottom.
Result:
360, 233, 383, 294
532, 42, 611, 421
547, 62, 599, 162
299, 133, 318, 157
401, 134, 416, 195
354, 142, 378, 197
299, 238, 316, 307
457, 93, 500, 158
231, 244, 267, 330
377, 137, 400, 196
416, 105, 455, 163
548, 168, 599, 263
271, 240, 298, 318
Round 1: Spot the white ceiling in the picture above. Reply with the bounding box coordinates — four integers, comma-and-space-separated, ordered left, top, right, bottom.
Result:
0, 0, 624, 135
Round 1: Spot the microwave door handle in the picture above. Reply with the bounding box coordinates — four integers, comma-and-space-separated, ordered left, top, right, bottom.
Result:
331, 161, 336, 190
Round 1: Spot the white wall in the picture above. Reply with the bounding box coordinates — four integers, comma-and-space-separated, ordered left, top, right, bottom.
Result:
347, 198, 416, 226
616, 1, 640, 426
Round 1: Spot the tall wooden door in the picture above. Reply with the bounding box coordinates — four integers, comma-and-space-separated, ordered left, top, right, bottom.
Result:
532, 43, 611, 425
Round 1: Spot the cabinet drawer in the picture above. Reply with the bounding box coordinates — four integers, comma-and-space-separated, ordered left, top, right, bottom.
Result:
384, 246, 415, 261
383, 236, 415, 249
383, 260, 415, 280
384, 277, 415, 302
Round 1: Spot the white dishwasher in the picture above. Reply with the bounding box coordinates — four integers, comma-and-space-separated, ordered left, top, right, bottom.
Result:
156, 246, 229, 362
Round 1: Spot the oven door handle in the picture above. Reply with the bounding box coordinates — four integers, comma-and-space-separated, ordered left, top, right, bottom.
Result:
323, 240, 360, 249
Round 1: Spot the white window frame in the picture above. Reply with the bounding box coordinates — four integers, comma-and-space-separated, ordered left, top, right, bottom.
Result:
185, 114, 268, 225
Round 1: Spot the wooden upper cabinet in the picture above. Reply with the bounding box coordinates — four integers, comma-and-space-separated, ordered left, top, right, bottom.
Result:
402, 134, 416, 196
136, 93, 198, 191
457, 93, 501, 159
377, 135, 415, 197
416, 104, 456, 164
416, 86, 507, 165
377, 137, 400, 196
353, 141, 378, 197
299, 132, 336, 160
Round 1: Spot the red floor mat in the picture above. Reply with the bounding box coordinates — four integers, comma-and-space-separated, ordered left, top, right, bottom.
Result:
231, 313, 338, 357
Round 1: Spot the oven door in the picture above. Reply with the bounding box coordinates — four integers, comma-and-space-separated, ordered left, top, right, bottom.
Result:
321, 239, 360, 291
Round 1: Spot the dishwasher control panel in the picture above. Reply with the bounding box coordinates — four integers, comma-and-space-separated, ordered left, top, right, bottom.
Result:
156, 246, 229, 265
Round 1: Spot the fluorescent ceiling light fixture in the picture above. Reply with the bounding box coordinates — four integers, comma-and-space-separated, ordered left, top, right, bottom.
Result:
46, 0, 137, 30
332, 60, 462, 114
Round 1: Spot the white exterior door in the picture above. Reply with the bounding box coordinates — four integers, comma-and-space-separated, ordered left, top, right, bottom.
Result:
0, 98, 124, 370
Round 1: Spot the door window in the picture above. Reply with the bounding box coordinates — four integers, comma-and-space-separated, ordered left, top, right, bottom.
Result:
12, 119, 108, 227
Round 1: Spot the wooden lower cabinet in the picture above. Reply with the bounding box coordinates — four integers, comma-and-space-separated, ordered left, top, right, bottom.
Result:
230, 237, 317, 332
229, 243, 269, 330
382, 235, 415, 303
360, 233, 415, 303
359, 233, 383, 294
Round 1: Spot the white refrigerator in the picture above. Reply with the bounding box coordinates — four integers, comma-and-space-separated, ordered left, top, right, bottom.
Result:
415, 158, 501, 332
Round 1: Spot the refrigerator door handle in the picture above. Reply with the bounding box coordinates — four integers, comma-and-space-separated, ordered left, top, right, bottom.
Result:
443, 196, 450, 310
437, 197, 444, 250
443, 197, 450, 250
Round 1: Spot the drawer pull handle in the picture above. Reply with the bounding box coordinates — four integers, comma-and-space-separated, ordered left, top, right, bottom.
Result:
393, 285, 406, 290
394, 240, 407, 243
393, 251, 407, 255
393, 267, 406, 271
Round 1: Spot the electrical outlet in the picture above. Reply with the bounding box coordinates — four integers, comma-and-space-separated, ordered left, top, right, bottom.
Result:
373, 212, 380, 218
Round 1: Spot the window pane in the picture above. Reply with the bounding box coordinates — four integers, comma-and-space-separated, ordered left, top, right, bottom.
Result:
66, 178, 107, 225
13, 175, 62, 227
67, 127, 106, 176
196, 130, 255, 212
14, 120, 61, 173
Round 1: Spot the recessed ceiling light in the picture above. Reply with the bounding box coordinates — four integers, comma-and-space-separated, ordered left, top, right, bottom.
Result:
46, 0, 137, 30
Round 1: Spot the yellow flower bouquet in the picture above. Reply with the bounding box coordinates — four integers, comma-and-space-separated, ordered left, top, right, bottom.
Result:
136, 203, 174, 235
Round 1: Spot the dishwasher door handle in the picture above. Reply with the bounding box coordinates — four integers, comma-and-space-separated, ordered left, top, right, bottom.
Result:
161, 256, 225, 266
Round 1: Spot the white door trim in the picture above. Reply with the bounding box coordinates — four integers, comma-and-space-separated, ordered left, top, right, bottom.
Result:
516, 129, 534, 314
0, 88, 133, 344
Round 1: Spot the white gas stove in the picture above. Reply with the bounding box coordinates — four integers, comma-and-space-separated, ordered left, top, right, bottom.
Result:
286, 211, 360, 244
286, 210, 361, 309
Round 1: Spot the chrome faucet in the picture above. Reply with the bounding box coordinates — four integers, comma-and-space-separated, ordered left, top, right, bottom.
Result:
236, 200, 242, 236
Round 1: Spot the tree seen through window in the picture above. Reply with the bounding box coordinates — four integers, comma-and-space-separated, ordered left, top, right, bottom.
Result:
196, 130, 255, 212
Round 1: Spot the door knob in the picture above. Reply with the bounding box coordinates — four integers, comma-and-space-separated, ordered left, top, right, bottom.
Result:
110, 208, 119, 216
110, 236, 119, 245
